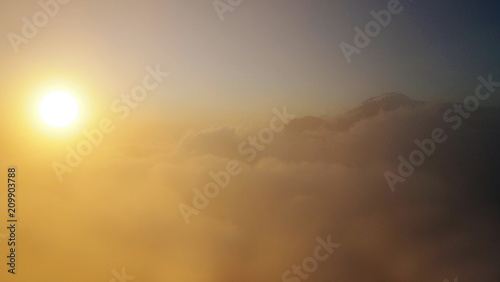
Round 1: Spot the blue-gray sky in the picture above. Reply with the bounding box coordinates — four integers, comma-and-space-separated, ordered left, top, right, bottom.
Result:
1, 0, 499, 118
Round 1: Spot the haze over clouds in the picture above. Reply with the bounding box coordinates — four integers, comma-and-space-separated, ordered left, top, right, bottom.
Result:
1, 93, 499, 281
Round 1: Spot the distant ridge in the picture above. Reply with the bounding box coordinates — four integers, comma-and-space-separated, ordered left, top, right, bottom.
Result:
287, 93, 424, 133
340, 92, 424, 124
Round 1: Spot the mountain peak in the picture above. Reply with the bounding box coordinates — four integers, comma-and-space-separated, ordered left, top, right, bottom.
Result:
354, 92, 423, 112
287, 93, 424, 134
362, 92, 415, 105
331, 93, 424, 130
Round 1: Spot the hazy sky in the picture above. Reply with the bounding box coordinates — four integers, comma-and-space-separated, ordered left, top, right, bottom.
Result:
2, 0, 500, 119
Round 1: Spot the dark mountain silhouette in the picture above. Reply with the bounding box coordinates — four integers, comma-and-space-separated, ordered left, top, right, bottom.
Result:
287, 93, 424, 133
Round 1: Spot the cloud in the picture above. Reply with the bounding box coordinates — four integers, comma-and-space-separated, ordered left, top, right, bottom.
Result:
2, 99, 500, 281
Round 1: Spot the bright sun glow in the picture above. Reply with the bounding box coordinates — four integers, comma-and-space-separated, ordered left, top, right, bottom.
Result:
39, 91, 79, 128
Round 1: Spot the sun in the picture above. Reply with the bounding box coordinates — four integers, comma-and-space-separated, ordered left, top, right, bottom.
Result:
39, 90, 79, 128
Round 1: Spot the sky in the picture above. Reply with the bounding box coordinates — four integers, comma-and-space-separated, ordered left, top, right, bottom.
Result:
0, 1, 500, 281
1, 0, 500, 118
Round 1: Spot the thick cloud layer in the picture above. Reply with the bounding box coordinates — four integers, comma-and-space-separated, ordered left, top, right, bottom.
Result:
1, 98, 499, 281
